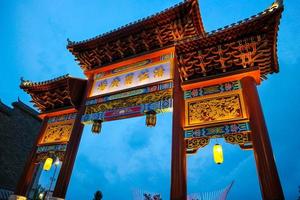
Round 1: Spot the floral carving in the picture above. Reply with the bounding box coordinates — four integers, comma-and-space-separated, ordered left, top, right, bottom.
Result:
85, 89, 172, 114
39, 122, 74, 145
187, 94, 242, 126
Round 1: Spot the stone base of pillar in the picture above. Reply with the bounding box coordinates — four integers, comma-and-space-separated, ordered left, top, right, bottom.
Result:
8, 195, 27, 200
48, 197, 65, 200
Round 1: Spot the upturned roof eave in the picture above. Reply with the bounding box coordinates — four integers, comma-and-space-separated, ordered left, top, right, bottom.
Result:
66, 0, 205, 52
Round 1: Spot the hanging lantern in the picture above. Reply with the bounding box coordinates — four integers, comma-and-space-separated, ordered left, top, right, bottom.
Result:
213, 143, 223, 164
43, 157, 53, 171
146, 111, 156, 127
92, 120, 102, 134
54, 157, 60, 166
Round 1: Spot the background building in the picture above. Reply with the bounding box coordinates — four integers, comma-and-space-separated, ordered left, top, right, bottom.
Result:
0, 99, 41, 199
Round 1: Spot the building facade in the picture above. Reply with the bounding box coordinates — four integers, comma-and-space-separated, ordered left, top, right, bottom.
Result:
0, 100, 41, 199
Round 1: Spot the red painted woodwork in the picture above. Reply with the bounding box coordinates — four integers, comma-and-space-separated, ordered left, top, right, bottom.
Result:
15, 117, 49, 196
241, 76, 284, 200
170, 61, 187, 200
52, 76, 93, 198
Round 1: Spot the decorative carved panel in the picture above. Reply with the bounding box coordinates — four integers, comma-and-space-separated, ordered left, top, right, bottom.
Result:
85, 89, 172, 114
224, 132, 252, 145
185, 91, 247, 127
186, 137, 209, 153
39, 122, 74, 145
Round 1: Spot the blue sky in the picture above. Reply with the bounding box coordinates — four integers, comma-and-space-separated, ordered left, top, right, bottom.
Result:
1, 0, 300, 199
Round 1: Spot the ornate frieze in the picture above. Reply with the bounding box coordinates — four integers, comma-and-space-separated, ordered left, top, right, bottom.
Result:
36, 144, 67, 154
86, 89, 172, 114
185, 122, 251, 154
36, 151, 65, 163
185, 122, 250, 139
48, 113, 77, 123
186, 137, 209, 153
184, 81, 241, 99
82, 99, 172, 123
185, 91, 247, 127
90, 61, 173, 97
224, 132, 251, 145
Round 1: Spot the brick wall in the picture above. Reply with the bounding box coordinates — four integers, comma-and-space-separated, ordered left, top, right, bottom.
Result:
0, 100, 41, 191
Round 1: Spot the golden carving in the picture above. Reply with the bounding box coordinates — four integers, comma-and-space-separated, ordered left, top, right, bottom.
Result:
153, 66, 165, 78
224, 133, 251, 145
186, 137, 209, 150
85, 89, 172, 114
36, 151, 65, 163
39, 121, 74, 145
186, 91, 246, 127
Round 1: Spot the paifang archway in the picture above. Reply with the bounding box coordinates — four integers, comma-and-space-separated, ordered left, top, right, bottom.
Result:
12, 0, 284, 199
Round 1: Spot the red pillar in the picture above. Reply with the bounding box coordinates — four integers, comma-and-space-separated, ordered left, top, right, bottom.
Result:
241, 76, 284, 200
15, 117, 49, 196
53, 78, 92, 198
170, 64, 187, 200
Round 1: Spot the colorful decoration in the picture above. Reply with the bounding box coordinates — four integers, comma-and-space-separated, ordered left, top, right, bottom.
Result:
90, 61, 172, 96
185, 122, 250, 138
48, 113, 77, 124
185, 92, 246, 127
82, 99, 172, 124
36, 144, 67, 153
36, 151, 65, 163
86, 82, 172, 105
185, 122, 251, 154
86, 89, 172, 114
184, 81, 241, 99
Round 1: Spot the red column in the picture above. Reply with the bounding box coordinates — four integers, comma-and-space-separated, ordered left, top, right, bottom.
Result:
53, 78, 92, 198
15, 117, 49, 196
241, 76, 284, 200
170, 64, 187, 200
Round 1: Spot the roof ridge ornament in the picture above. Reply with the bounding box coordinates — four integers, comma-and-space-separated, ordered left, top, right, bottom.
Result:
276, 0, 283, 7
20, 74, 71, 88
205, 0, 283, 37
66, 0, 203, 48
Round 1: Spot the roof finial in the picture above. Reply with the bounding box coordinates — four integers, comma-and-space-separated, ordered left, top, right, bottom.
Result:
277, 0, 283, 7
67, 38, 73, 45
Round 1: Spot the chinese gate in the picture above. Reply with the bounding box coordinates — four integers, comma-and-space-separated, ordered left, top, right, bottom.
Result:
11, 0, 284, 199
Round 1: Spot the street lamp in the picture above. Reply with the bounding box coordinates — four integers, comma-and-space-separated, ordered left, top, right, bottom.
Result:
47, 157, 60, 199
